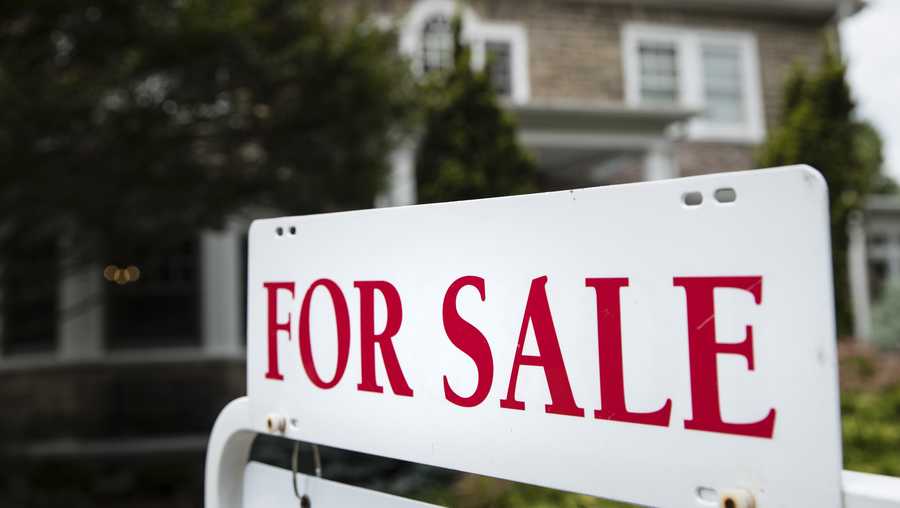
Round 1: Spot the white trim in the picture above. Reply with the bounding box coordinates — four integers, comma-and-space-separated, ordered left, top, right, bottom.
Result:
848, 211, 872, 340
59, 263, 105, 360
202, 222, 243, 355
622, 22, 766, 143
473, 20, 530, 103
843, 470, 900, 507
399, 0, 530, 103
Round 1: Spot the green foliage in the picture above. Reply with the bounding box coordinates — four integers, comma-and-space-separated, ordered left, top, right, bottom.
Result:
756, 45, 885, 335
0, 0, 416, 264
871, 281, 900, 348
842, 384, 900, 475
415, 17, 536, 203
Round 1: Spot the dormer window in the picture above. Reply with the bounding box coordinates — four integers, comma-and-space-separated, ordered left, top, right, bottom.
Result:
421, 15, 454, 73
400, 0, 530, 103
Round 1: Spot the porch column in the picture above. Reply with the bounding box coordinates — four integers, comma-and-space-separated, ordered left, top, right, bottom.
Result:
201, 225, 243, 355
847, 211, 872, 340
59, 262, 105, 360
642, 139, 677, 181
376, 138, 417, 207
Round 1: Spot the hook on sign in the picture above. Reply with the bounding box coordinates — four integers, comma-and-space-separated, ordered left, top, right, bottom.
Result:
291, 441, 323, 508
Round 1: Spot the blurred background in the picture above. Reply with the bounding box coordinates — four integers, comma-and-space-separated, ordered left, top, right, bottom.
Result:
1, 0, 898, 506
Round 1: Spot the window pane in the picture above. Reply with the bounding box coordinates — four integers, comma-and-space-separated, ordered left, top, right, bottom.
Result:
702, 44, 744, 123
638, 41, 679, 105
422, 16, 453, 73
106, 239, 201, 349
2, 241, 58, 355
486, 41, 512, 97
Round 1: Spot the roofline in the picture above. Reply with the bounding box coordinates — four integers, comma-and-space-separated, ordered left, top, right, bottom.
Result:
568, 0, 856, 22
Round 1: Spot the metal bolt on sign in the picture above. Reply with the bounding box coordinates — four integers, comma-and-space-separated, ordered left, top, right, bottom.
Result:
265, 413, 286, 434
719, 489, 754, 508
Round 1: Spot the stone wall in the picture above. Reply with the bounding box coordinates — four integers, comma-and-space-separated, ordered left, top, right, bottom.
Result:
0, 358, 244, 445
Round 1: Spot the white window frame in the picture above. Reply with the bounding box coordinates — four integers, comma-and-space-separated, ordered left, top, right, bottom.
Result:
399, 0, 530, 103
622, 23, 766, 143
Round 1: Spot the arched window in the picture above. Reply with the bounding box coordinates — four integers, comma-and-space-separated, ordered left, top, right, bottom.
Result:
421, 15, 454, 73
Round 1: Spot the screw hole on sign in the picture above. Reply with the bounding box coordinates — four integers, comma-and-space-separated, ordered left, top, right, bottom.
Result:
276, 226, 284, 237
714, 187, 737, 203
724, 499, 736, 508
696, 486, 718, 504
682, 191, 703, 207
289, 225, 297, 235
300, 494, 311, 508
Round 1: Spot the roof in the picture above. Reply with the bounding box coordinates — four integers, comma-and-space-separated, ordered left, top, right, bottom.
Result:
571, 0, 861, 21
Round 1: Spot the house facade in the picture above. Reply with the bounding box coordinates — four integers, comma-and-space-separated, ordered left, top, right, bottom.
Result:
0, 0, 854, 505
370, 0, 847, 210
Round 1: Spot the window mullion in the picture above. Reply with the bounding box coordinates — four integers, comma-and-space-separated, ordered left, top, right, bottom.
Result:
681, 33, 704, 110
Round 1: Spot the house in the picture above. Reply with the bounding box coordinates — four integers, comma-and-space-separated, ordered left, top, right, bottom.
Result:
0, 0, 857, 505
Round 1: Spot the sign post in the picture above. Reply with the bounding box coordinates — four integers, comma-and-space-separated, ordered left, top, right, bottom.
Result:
206, 166, 900, 507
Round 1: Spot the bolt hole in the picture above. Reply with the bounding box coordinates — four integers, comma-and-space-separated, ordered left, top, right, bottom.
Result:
289, 225, 297, 235
724, 498, 736, 508
696, 486, 717, 503
300, 494, 311, 508
682, 191, 703, 207
714, 187, 737, 203
276, 226, 284, 237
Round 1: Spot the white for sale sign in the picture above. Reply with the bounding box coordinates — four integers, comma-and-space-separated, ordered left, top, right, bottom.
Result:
245, 166, 842, 507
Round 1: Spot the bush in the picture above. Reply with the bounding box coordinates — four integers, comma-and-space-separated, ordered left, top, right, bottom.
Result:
756, 43, 885, 335
842, 385, 900, 475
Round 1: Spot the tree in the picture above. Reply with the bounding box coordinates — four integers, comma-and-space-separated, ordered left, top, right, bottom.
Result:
415, 17, 536, 204
757, 44, 885, 336
0, 0, 416, 330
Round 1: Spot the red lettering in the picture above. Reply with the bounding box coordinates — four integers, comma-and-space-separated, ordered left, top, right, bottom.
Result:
500, 276, 584, 417
263, 281, 295, 381
673, 276, 776, 438
299, 279, 350, 389
442, 276, 494, 407
355, 281, 413, 396
586, 277, 671, 426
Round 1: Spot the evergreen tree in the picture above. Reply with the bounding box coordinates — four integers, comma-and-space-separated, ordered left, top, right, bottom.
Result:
415, 17, 536, 203
0, 0, 416, 268
757, 44, 885, 335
